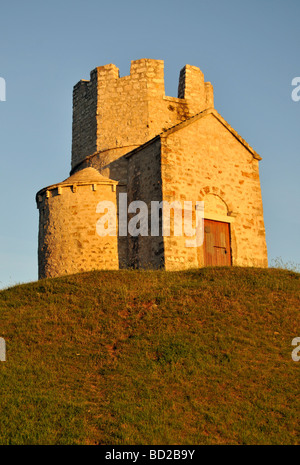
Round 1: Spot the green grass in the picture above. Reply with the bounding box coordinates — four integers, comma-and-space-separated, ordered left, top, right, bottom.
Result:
0, 267, 299, 445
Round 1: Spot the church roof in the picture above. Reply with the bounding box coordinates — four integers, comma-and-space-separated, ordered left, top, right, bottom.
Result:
125, 108, 262, 161
36, 167, 118, 201
60, 167, 116, 184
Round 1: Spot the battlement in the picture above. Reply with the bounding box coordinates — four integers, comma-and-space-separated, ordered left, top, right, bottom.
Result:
97, 58, 164, 82
74, 59, 212, 102
71, 59, 214, 171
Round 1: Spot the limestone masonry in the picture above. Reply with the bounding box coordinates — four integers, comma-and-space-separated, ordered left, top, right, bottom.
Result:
36, 59, 268, 278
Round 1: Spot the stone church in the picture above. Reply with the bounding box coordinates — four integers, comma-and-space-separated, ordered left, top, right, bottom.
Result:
36, 59, 268, 279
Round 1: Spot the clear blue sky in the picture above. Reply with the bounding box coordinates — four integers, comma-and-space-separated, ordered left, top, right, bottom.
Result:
0, 0, 299, 288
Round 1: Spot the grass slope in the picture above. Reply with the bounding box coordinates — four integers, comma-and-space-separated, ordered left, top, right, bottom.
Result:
0, 267, 299, 445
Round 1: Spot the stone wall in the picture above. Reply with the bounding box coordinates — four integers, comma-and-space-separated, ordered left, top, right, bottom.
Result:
159, 110, 268, 270
72, 72, 97, 168
126, 138, 164, 268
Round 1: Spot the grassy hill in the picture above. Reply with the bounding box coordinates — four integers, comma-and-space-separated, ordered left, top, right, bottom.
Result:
0, 267, 299, 445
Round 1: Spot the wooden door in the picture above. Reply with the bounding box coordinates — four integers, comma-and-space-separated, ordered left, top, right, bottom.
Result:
204, 219, 231, 266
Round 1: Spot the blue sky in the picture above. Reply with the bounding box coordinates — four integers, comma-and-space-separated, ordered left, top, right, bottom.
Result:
0, 0, 299, 288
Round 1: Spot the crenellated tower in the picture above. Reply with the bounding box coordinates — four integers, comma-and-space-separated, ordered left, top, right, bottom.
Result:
71, 59, 214, 180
